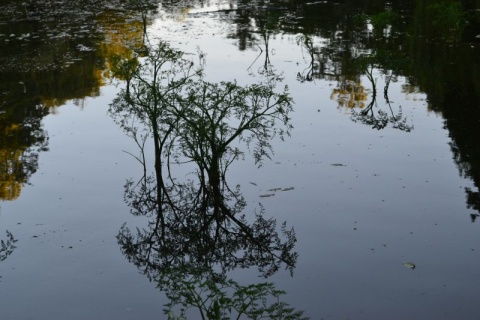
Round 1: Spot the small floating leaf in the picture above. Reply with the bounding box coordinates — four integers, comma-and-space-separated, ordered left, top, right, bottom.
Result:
402, 262, 416, 270
259, 194, 275, 198
331, 163, 346, 166
268, 188, 283, 192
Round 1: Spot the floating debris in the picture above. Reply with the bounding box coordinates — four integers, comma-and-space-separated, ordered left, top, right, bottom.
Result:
281, 187, 294, 191
259, 194, 275, 198
77, 44, 94, 51
402, 262, 416, 270
268, 187, 283, 192
331, 163, 346, 166
249, 182, 257, 186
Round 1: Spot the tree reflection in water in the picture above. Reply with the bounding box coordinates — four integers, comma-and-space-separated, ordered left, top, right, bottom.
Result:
110, 41, 306, 319
0, 230, 16, 264
350, 65, 413, 132
0, 230, 17, 280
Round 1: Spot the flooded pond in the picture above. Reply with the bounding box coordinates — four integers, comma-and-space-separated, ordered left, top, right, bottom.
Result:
1, 0, 480, 319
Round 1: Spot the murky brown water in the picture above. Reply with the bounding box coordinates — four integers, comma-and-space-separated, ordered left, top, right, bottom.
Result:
1, 1, 480, 319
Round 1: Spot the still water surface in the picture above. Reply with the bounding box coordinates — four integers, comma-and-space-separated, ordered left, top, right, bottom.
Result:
1, 0, 480, 319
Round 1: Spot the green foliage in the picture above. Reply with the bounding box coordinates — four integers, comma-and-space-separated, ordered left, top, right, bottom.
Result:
162, 268, 309, 320
350, 66, 413, 132
111, 40, 302, 319
110, 40, 293, 175
173, 80, 292, 169
428, 1, 467, 40
110, 41, 201, 138
353, 10, 399, 36
370, 10, 400, 31
0, 231, 17, 263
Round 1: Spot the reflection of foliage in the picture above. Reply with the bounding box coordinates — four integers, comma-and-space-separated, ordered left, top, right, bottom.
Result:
123, 0, 159, 47
162, 267, 308, 320
330, 79, 368, 109
412, 0, 471, 42
295, 35, 318, 83
0, 0, 149, 103
110, 40, 292, 193
466, 187, 480, 213
407, 2, 480, 220
229, 0, 286, 51
110, 41, 201, 241
0, 87, 49, 200
370, 10, 399, 30
355, 10, 400, 37
0, 0, 101, 72
248, 30, 278, 80
111, 41, 297, 276
428, 1, 467, 40
0, 231, 17, 263
350, 67, 413, 132
0, 0, 143, 200
118, 177, 298, 278
111, 41, 301, 318
174, 79, 292, 170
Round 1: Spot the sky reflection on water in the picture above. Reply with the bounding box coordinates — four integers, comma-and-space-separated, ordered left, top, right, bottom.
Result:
1, 1, 480, 319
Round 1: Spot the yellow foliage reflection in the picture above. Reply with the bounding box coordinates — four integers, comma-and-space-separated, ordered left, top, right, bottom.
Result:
330, 79, 368, 109
0, 149, 24, 201
0, 122, 29, 201
0, 5, 149, 201
98, 12, 148, 80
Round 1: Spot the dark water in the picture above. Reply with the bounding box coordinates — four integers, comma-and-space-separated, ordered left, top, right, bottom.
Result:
1, 0, 480, 319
